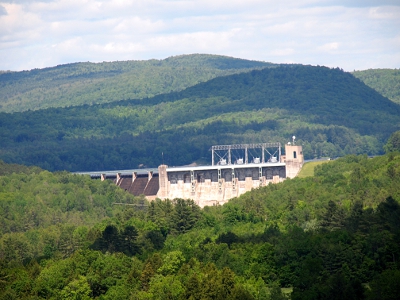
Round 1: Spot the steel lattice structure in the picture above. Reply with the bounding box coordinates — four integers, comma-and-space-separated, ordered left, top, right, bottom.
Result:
210, 143, 281, 166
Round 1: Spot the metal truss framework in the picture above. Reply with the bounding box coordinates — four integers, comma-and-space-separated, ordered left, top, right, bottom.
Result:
210, 143, 282, 166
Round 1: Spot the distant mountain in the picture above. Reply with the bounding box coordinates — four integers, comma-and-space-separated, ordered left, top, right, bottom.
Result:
0, 65, 399, 171
0, 54, 273, 113
352, 69, 400, 104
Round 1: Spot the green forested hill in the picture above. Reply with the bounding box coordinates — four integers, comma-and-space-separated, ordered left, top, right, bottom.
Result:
0, 54, 272, 113
352, 69, 400, 104
0, 65, 399, 171
0, 152, 399, 299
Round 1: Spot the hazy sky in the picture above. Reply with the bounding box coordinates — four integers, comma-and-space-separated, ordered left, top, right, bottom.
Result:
0, 0, 399, 71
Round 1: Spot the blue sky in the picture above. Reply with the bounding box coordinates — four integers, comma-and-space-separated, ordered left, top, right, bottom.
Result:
0, 0, 399, 71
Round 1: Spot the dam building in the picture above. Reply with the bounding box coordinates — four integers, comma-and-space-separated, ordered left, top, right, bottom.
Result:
92, 142, 303, 207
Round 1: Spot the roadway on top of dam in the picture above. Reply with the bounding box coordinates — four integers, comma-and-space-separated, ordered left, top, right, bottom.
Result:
76, 168, 158, 177
166, 162, 285, 172
77, 161, 286, 178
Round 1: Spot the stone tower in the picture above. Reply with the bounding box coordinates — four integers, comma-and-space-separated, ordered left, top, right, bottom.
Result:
282, 144, 304, 178
158, 164, 169, 198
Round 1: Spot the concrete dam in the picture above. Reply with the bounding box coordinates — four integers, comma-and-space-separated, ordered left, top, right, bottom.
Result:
91, 142, 304, 207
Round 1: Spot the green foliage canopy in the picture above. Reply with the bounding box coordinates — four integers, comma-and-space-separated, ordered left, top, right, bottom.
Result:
384, 130, 400, 153
0, 54, 272, 113
1, 65, 399, 171
352, 68, 400, 104
1, 120, 400, 299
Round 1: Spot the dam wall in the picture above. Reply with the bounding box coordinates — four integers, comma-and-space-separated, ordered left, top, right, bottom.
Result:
157, 163, 286, 207
93, 144, 303, 207
157, 144, 303, 207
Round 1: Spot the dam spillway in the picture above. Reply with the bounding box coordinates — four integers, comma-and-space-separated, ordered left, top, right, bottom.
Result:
92, 143, 304, 207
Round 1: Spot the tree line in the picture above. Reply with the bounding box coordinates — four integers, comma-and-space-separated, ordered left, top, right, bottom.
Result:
0, 65, 399, 171
0, 54, 271, 113
352, 68, 400, 104
0, 137, 399, 298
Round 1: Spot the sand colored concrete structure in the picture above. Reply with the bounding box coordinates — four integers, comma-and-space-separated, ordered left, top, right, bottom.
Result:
157, 143, 303, 207
92, 143, 303, 207
281, 144, 304, 179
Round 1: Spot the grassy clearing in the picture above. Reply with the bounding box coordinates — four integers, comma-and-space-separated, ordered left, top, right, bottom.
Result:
298, 160, 331, 178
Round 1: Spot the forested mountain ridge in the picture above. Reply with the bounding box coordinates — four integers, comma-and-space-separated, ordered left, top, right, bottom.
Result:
0, 65, 400, 171
352, 68, 400, 104
0, 64, 399, 172
0, 150, 399, 299
0, 54, 273, 113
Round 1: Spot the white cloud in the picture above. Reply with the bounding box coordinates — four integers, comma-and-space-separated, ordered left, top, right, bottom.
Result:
270, 48, 296, 56
368, 6, 399, 19
318, 42, 339, 52
0, 0, 399, 71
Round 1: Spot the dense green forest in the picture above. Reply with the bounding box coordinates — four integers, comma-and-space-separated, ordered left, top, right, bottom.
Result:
0, 54, 272, 113
0, 65, 399, 172
2, 54, 398, 114
1, 54, 399, 299
352, 69, 400, 104
1, 142, 399, 299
